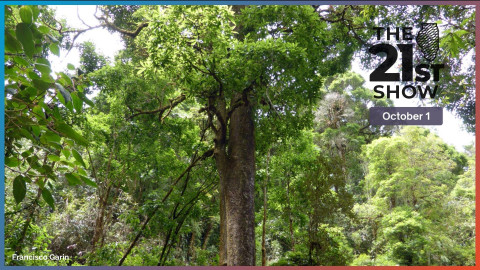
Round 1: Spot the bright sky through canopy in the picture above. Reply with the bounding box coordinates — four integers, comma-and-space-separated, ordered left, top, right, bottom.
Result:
52, 5, 475, 152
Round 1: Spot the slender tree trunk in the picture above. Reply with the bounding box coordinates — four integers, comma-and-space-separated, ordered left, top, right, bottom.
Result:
213, 95, 228, 266
187, 231, 196, 263
262, 149, 271, 266
286, 173, 295, 251
159, 227, 173, 265
92, 184, 111, 249
261, 184, 268, 266
219, 173, 228, 265
12, 187, 42, 259
201, 219, 213, 250
92, 141, 117, 251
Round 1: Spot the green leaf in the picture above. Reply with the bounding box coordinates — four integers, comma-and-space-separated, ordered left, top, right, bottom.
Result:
49, 43, 60, 56
67, 63, 75, 70
21, 150, 32, 158
27, 70, 41, 80
25, 87, 37, 100
78, 168, 88, 177
31, 25, 43, 39
42, 131, 61, 143
5, 31, 22, 53
65, 100, 74, 113
65, 173, 82, 185
80, 175, 98, 188
77, 91, 94, 107
31, 125, 40, 137
13, 56, 30, 66
37, 178, 45, 189
32, 105, 45, 120
51, 106, 61, 119
16, 23, 35, 59
42, 164, 53, 174
13, 176, 27, 204
62, 149, 71, 159
453, 33, 467, 50
37, 25, 50, 34
35, 63, 51, 76
5, 156, 20, 167
54, 122, 89, 146
72, 148, 87, 168
20, 128, 35, 141
48, 141, 63, 151
47, 154, 61, 162
57, 72, 73, 87
32, 79, 51, 91
42, 188, 55, 209
19, 6, 33, 24
71, 92, 83, 113
454, 29, 468, 37
55, 83, 71, 104
31, 6, 40, 20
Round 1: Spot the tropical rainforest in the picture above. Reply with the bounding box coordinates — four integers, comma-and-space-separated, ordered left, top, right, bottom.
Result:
4, 4, 476, 266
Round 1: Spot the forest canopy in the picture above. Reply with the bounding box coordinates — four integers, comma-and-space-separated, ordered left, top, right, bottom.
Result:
4, 4, 475, 266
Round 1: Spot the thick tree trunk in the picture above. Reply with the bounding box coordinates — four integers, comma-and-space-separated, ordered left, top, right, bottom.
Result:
213, 5, 256, 266
225, 94, 256, 265
215, 93, 256, 265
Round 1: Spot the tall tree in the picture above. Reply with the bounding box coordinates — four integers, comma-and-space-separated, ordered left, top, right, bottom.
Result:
5, 4, 475, 266
95, 5, 363, 265
357, 127, 471, 265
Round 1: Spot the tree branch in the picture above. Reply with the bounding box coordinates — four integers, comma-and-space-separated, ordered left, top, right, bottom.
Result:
226, 79, 256, 120
95, 14, 149, 38
117, 147, 214, 266
128, 94, 186, 120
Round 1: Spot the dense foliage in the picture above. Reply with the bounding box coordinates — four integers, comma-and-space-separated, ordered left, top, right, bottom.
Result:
4, 5, 475, 266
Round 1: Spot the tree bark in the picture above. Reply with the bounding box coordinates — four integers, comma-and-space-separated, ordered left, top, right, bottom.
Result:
286, 174, 295, 251
215, 92, 256, 265
201, 218, 213, 250
213, 95, 228, 266
92, 184, 111, 249
225, 93, 256, 265
187, 231, 196, 263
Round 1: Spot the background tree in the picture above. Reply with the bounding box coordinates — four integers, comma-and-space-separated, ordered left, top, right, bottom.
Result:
354, 127, 472, 265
